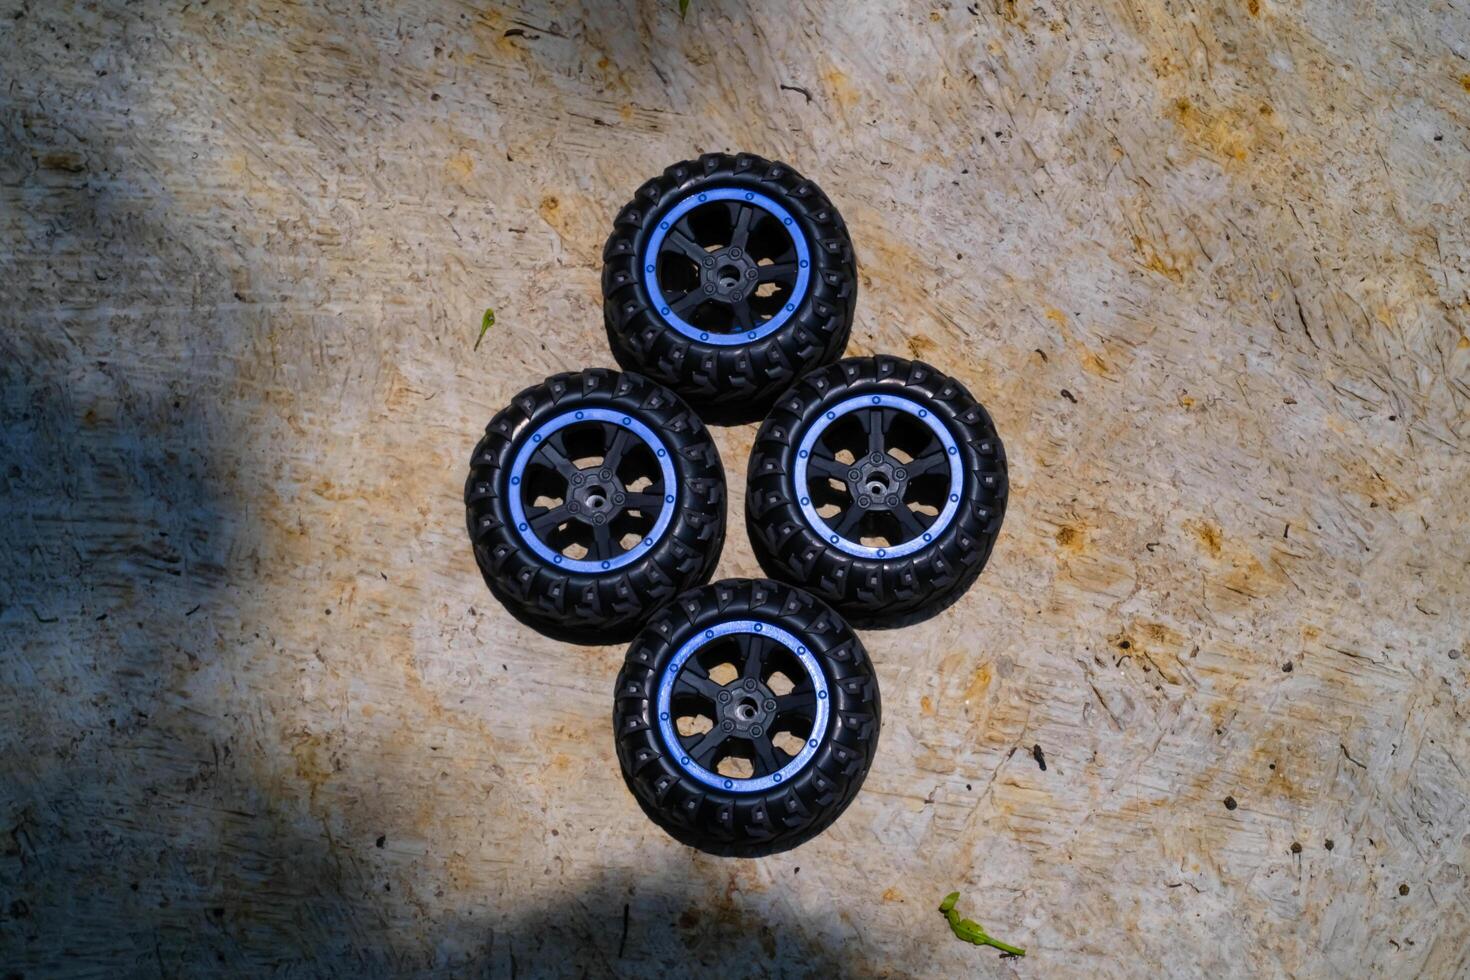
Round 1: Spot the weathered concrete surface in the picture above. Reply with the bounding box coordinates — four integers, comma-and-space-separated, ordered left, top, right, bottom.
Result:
2, 0, 1468, 976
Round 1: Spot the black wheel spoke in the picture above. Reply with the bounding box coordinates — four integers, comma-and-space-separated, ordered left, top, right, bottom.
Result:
535, 438, 579, 481
774, 692, 814, 717
669, 289, 705, 315
739, 634, 767, 681
807, 450, 849, 480
729, 203, 756, 249
904, 448, 949, 478
664, 227, 708, 264
590, 523, 615, 560
892, 503, 926, 539
731, 298, 756, 331
598, 425, 630, 471
757, 261, 798, 283
623, 491, 666, 511
859, 408, 886, 456
674, 671, 724, 702
688, 726, 730, 767
529, 504, 574, 533
752, 735, 782, 776
833, 506, 863, 538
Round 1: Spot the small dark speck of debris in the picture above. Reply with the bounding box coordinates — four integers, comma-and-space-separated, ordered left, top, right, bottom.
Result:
1324, 839, 1335, 850
794, 866, 800, 874
779, 83, 814, 103
1449, 649, 1461, 660
1223, 796, 1238, 811
1060, 389, 1077, 403
1399, 883, 1409, 896
324, 608, 331, 615
1290, 841, 1302, 854
431, 93, 441, 101
211, 907, 225, 919
1282, 662, 1293, 672
1032, 744, 1047, 771
376, 835, 386, 848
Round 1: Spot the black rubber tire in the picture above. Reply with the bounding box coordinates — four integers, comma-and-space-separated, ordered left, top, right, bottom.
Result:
746, 356, 1008, 629
465, 369, 725, 645
601, 152, 858, 425
613, 578, 881, 857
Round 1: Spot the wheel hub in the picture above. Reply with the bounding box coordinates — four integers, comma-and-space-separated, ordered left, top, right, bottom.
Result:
699, 246, 759, 302
567, 466, 627, 524
847, 453, 909, 511
714, 677, 778, 737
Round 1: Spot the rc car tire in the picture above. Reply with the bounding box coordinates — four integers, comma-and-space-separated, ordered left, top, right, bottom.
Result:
602, 152, 857, 425
465, 369, 725, 644
613, 578, 880, 857
746, 356, 1007, 628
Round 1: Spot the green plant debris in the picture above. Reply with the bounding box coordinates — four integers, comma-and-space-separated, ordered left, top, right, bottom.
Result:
474, 307, 496, 351
678, 0, 690, 17
939, 892, 1026, 958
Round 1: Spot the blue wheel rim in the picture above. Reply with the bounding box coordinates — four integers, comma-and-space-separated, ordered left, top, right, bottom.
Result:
656, 619, 830, 793
642, 188, 812, 346
793, 393, 964, 559
506, 408, 677, 574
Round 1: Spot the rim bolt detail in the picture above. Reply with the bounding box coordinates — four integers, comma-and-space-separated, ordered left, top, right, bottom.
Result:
746, 268, 757, 279
599, 469, 612, 481
721, 720, 734, 731
703, 256, 716, 268
848, 468, 862, 481
764, 699, 776, 711
886, 494, 900, 507
704, 283, 716, 293
613, 491, 625, 504
729, 247, 742, 258
569, 501, 581, 513
750, 725, 763, 737
573, 473, 584, 485
718, 690, 732, 703
870, 452, 883, 464
858, 495, 871, 508
593, 513, 606, 525
895, 468, 907, 480
731, 291, 743, 302
743, 679, 756, 691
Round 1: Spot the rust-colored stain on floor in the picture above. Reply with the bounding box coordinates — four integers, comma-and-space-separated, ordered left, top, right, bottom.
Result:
3, 1, 1468, 976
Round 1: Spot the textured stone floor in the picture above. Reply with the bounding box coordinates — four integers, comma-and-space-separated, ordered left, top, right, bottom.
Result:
3, 1, 1468, 976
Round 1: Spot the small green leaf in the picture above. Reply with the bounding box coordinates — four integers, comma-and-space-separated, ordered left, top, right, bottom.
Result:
938, 892, 1026, 957
475, 307, 496, 351
678, 0, 690, 18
